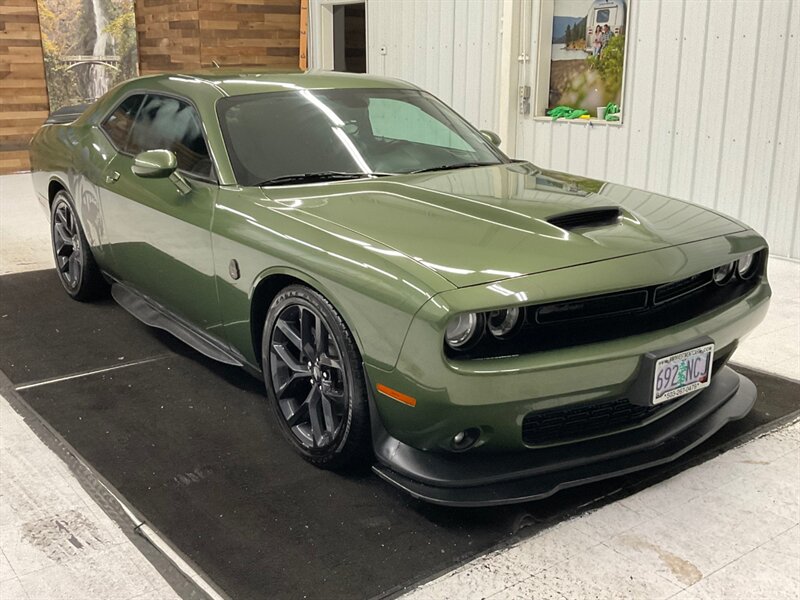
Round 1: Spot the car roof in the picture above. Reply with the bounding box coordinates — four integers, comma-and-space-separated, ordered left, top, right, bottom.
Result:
134, 69, 417, 98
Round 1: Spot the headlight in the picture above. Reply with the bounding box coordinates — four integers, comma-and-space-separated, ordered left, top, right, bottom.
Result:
487, 307, 522, 338
712, 262, 735, 285
737, 253, 757, 280
445, 312, 480, 348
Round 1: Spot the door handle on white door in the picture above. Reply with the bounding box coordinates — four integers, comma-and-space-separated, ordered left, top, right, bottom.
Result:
106, 171, 120, 184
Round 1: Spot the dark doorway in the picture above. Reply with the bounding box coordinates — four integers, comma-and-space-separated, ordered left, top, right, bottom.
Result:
332, 2, 366, 73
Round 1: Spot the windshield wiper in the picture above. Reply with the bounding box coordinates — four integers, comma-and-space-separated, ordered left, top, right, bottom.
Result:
258, 171, 393, 187
408, 162, 500, 175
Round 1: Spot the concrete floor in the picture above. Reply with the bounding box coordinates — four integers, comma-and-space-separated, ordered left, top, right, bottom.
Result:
1, 178, 179, 600
0, 172, 798, 599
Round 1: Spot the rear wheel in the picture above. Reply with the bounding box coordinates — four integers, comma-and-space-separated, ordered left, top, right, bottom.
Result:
50, 190, 106, 301
262, 285, 371, 469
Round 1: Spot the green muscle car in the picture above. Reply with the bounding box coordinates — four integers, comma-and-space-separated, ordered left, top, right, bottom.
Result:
29, 70, 770, 505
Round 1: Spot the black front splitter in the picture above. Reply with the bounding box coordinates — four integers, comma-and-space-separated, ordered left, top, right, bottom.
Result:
372, 367, 756, 506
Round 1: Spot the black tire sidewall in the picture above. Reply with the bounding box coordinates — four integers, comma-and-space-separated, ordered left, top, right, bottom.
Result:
50, 191, 85, 297
49, 190, 105, 301
262, 285, 370, 469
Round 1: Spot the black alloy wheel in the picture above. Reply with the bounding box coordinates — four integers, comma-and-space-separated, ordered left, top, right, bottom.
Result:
52, 197, 83, 290
50, 190, 106, 301
263, 285, 370, 469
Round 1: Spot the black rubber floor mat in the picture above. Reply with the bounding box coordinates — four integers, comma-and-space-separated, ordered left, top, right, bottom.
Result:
2, 270, 798, 600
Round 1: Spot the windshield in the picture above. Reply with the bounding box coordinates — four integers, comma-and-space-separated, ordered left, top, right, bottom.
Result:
216, 88, 507, 186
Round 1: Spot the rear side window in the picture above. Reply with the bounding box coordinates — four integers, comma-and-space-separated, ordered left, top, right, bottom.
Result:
127, 94, 214, 180
101, 94, 143, 150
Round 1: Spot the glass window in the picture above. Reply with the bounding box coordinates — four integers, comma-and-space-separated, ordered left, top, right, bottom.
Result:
368, 98, 471, 151
127, 95, 214, 180
101, 94, 143, 150
217, 88, 505, 186
596, 9, 610, 23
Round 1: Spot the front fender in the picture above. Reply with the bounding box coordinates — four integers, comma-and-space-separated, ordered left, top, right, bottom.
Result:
248, 264, 370, 362
212, 187, 455, 370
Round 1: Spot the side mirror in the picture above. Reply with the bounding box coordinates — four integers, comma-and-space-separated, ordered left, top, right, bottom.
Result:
480, 130, 502, 147
132, 149, 177, 178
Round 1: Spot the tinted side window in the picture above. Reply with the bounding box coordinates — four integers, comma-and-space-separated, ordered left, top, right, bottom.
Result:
102, 94, 143, 150
127, 95, 214, 180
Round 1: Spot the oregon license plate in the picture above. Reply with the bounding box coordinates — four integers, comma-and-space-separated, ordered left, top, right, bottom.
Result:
652, 343, 714, 404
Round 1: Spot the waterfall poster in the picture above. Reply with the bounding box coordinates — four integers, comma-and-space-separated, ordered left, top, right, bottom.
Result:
37, 0, 139, 112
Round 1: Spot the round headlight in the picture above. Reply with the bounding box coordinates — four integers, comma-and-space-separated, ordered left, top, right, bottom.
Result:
737, 253, 757, 280
445, 312, 480, 348
487, 307, 522, 338
712, 262, 735, 285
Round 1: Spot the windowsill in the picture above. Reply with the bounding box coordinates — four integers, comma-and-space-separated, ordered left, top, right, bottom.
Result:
531, 116, 623, 127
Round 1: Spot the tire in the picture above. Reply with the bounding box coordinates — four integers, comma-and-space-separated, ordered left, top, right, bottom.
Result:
262, 284, 371, 470
50, 190, 107, 301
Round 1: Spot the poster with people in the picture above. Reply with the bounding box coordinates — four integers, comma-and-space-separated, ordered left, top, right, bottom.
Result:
37, 0, 139, 112
549, 0, 628, 117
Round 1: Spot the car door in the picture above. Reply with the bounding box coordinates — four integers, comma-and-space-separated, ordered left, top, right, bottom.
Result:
98, 92, 223, 336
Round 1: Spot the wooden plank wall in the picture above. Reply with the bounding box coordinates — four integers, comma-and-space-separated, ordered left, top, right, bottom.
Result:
0, 0, 49, 174
0, 0, 301, 173
135, 0, 202, 73
136, 0, 301, 73
199, 1, 301, 68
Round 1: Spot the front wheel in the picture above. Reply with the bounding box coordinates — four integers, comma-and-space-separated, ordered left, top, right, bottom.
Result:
50, 190, 106, 301
262, 285, 371, 470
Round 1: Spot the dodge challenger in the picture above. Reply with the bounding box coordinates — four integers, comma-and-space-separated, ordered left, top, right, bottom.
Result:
29, 70, 770, 505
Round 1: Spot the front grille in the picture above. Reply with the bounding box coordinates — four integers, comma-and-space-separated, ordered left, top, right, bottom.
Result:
653, 271, 713, 305
521, 347, 735, 446
536, 290, 648, 324
522, 398, 668, 446
533, 270, 715, 325
447, 251, 765, 360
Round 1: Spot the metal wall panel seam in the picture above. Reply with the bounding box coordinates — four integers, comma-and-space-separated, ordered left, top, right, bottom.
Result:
687, 0, 714, 205
734, 0, 764, 219
665, 0, 687, 197
710, 0, 740, 211
621, 0, 644, 186
762, 4, 794, 250
643, 0, 666, 192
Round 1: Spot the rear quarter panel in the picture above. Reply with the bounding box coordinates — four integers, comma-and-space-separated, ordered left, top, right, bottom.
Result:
29, 117, 118, 269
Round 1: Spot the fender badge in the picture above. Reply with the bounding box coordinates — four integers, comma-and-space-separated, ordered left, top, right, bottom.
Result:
229, 259, 240, 280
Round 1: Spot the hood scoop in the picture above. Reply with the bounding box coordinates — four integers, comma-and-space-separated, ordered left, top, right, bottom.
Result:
547, 206, 622, 230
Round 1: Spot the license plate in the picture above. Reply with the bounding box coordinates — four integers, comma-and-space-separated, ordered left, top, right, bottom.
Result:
652, 343, 714, 405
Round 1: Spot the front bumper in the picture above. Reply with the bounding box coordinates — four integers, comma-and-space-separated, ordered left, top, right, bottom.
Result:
366, 233, 770, 452
372, 366, 755, 506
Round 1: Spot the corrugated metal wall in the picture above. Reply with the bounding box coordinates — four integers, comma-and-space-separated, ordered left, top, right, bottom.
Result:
366, 0, 800, 259
366, 0, 503, 132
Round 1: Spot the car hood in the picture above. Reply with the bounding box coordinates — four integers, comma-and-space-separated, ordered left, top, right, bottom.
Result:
261, 163, 745, 288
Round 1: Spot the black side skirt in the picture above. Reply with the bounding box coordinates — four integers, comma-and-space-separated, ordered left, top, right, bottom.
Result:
110, 281, 260, 376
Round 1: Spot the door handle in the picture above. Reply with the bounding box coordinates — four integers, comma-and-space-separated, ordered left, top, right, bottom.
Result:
106, 171, 120, 184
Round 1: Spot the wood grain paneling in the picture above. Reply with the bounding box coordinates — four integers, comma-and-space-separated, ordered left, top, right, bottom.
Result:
135, 0, 300, 73
135, 0, 201, 73
0, 0, 49, 174
1, 0, 301, 174
199, 0, 300, 68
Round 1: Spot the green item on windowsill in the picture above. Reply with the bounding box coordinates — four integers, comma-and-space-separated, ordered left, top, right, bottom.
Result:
604, 102, 621, 122
547, 105, 590, 120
